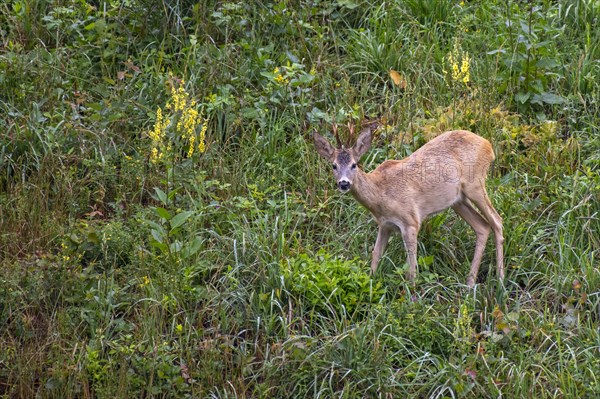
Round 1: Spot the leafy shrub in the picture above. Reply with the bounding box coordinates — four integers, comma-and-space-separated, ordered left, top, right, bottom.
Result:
487, 2, 567, 112
62, 219, 141, 270
281, 251, 385, 315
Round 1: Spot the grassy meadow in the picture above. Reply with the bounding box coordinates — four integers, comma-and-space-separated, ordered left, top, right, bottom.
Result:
1, 0, 599, 397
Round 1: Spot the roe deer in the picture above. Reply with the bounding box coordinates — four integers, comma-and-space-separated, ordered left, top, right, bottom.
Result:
313, 123, 504, 287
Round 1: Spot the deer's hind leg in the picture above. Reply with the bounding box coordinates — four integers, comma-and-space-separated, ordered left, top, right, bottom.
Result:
399, 224, 419, 284
464, 188, 504, 283
452, 201, 491, 287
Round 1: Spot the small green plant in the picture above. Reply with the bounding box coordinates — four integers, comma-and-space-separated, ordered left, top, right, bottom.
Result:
145, 187, 204, 268
376, 297, 454, 357
281, 250, 385, 315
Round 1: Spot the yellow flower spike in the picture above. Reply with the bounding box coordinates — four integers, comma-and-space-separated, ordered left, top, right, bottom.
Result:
444, 39, 471, 87
149, 80, 208, 162
461, 54, 470, 74
198, 120, 208, 154
162, 115, 169, 133
452, 63, 460, 81
150, 147, 159, 163
188, 135, 195, 157
177, 120, 184, 137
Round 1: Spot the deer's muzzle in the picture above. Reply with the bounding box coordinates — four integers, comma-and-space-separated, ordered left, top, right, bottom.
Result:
338, 180, 351, 192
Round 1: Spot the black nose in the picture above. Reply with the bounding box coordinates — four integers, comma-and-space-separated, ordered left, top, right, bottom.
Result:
338, 181, 351, 191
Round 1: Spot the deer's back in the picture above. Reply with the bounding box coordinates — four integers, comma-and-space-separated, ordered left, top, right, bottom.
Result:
412, 130, 494, 166
370, 130, 494, 191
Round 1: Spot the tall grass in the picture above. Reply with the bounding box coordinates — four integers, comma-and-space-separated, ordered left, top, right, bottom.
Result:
1, 0, 598, 397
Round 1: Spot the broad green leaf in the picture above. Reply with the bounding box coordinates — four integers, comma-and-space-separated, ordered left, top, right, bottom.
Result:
536, 57, 560, 69
182, 236, 203, 259
515, 92, 530, 104
155, 207, 171, 220
418, 255, 434, 267
149, 240, 168, 253
295, 73, 315, 85
146, 220, 164, 233
170, 211, 194, 229
337, 0, 359, 9
154, 187, 168, 205
87, 232, 100, 244
167, 188, 180, 201
536, 92, 567, 105
151, 229, 164, 243
260, 71, 277, 79
170, 240, 183, 253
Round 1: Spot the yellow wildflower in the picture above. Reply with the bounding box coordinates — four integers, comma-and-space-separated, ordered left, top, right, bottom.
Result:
170, 85, 188, 112
452, 63, 460, 81
198, 121, 207, 153
461, 53, 471, 84
444, 39, 471, 87
139, 275, 151, 288
188, 134, 195, 157
274, 67, 288, 85
206, 93, 217, 103
150, 147, 161, 163
149, 107, 168, 163
148, 80, 209, 163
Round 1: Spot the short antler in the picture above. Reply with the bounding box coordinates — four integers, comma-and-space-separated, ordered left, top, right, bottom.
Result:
347, 120, 356, 144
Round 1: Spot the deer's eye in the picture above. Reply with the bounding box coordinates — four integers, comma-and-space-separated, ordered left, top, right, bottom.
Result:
332, 164, 337, 170
351, 163, 357, 170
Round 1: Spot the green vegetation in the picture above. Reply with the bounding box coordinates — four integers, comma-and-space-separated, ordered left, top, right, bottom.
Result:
1, 0, 599, 397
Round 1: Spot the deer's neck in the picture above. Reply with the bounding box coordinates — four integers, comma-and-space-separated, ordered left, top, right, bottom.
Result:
349, 169, 381, 214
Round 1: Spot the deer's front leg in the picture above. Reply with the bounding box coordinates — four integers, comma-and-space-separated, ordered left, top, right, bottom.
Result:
401, 225, 419, 284
371, 225, 391, 274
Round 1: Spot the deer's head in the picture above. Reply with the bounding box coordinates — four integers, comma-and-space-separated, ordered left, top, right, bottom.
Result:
313, 122, 377, 193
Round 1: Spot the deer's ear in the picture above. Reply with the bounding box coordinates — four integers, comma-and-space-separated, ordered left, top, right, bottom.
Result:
353, 126, 374, 159
313, 132, 336, 161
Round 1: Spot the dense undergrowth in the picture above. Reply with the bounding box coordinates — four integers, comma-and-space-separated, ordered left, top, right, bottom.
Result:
1, 0, 599, 397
